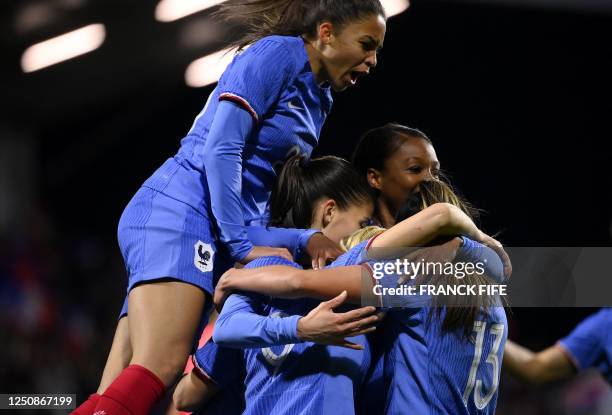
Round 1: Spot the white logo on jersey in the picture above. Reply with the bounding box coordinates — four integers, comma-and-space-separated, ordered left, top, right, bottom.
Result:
194, 241, 214, 273
262, 311, 295, 371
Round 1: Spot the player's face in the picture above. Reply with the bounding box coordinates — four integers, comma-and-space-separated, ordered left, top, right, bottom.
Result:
376, 137, 440, 215
319, 201, 374, 245
322, 14, 386, 92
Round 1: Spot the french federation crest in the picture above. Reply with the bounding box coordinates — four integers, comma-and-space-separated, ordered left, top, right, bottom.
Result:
194, 241, 214, 273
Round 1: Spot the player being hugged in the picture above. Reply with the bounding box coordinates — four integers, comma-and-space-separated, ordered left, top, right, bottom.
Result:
73, 2, 387, 415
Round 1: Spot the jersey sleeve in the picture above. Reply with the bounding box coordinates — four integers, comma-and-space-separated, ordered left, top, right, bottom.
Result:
558, 309, 608, 371
213, 291, 302, 348
247, 226, 319, 260
218, 38, 296, 122
213, 256, 304, 348
457, 237, 505, 283
193, 339, 242, 388
202, 100, 255, 261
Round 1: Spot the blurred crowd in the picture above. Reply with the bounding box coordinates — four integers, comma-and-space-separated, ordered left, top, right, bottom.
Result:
0, 206, 125, 402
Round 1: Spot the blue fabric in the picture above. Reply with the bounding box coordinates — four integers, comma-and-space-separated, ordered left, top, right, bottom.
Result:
117, 186, 218, 297
352, 237, 508, 414
458, 237, 506, 283
142, 35, 332, 262
329, 240, 369, 267
382, 307, 507, 415
118, 226, 316, 319
214, 256, 304, 348
201, 100, 256, 260
211, 256, 368, 415
248, 227, 319, 260
214, 289, 302, 348
558, 308, 612, 384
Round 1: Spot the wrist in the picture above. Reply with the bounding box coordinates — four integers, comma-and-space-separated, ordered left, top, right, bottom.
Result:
296, 317, 309, 341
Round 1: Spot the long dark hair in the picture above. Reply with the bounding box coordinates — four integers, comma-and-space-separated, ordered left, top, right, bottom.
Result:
269, 155, 372, 229
216, 0, 386, 50
397, 180, 496, 339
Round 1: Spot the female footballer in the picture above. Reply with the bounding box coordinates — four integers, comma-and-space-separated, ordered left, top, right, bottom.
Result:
73, 2, 388, 415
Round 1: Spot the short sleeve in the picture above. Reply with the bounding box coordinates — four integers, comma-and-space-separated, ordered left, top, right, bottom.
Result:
558, 309, 607, 370
218, 38, 296, 122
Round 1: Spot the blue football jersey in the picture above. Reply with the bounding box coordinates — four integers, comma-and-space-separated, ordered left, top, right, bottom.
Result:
559, 308, 612, 384
360, 236, 508, 414
142, 35, 332, 260
238, 294, 370, 415
383, 307, 507, 414
213, 256, 370, 415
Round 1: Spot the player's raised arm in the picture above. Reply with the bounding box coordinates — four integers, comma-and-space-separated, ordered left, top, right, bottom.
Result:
372, 203, 511, 277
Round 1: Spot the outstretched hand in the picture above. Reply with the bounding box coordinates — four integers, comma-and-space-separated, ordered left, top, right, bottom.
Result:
297, 291, 379, 350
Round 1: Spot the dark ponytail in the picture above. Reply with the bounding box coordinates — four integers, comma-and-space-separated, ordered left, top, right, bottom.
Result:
216, 0, 386, 50
269, 155, 372, 228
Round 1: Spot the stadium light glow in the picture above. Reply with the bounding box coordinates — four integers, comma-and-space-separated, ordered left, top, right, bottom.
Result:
155, 0, 226, 22
381, 0, 410, 17
21, 23, 106, 73
185, 48, 235, 88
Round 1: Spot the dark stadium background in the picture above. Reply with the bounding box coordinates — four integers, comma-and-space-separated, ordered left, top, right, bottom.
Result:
1, 0, 611, 413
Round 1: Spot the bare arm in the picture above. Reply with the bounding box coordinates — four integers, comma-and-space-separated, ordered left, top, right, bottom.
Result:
373, 203, 480, 248
173, 370, 219, 412
214, 265, 369, 308
503, 340, 576, 385
373, 203, 511, 277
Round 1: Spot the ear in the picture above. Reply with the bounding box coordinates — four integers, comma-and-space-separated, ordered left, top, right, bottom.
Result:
318, 22, 334, 45
321, 199, 337, 228
367, 168, 384, 191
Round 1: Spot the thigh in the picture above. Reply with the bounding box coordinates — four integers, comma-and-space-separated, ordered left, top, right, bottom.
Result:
128, 281, 205, 358
128, 280, 206, 384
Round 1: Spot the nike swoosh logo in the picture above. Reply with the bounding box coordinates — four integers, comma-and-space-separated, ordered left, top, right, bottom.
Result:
288, 101, 304, 110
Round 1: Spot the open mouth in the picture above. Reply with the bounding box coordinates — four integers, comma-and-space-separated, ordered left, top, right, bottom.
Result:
349, 70, 368, 86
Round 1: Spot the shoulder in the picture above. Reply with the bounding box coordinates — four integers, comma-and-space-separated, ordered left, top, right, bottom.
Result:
242, 35, 301, 65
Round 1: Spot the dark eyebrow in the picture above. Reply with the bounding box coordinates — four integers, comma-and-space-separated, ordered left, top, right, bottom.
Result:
404, 157, 440, 168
